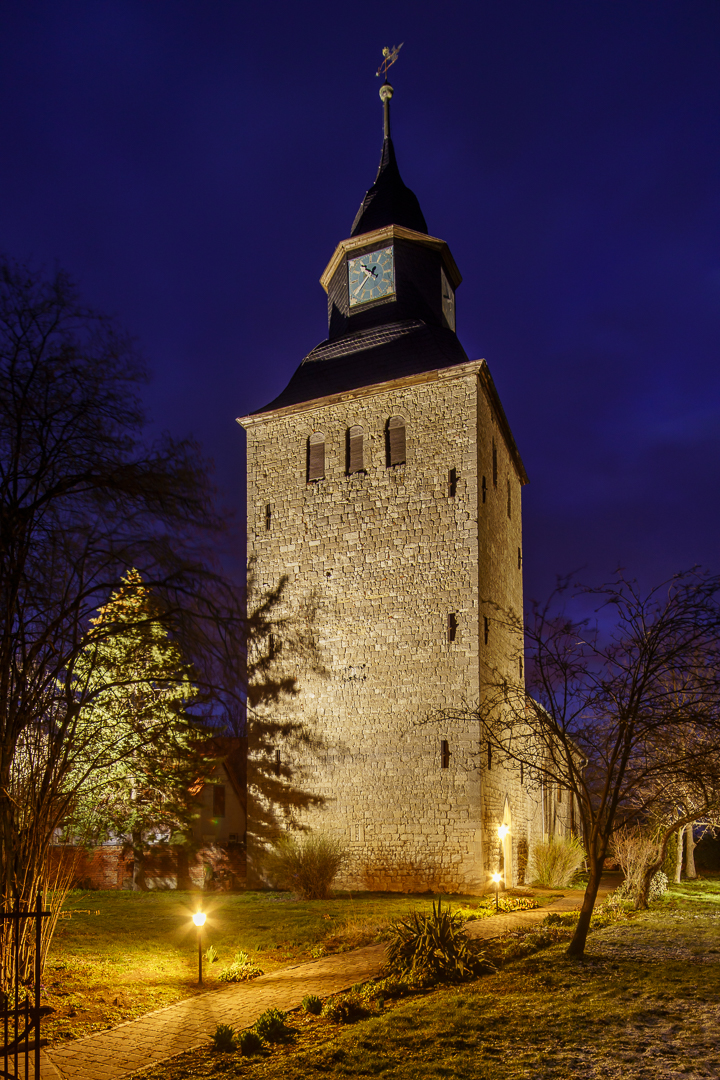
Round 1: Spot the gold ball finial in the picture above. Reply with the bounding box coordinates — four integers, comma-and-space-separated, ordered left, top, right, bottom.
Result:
379, 82, 394, 104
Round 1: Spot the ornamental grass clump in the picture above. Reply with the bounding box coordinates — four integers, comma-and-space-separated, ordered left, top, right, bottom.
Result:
301, 994, 322, 1015
321, 984, 383, 1023
217, 951, 264, 983
237, 1029, 264, 1057
528, 837, 585, 887
264, 832, 346, 900
383, 900, 495, 985
253, 1008, 290, 1043
211, 1024, 237, 1053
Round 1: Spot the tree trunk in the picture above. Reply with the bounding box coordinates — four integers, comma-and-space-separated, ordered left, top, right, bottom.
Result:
567, 854, 603, 957
674, 826, 685, 883
131, 829, 147, 891
686, 827, 697, 879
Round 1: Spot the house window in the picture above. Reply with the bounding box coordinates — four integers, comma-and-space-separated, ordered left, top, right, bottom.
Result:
265, 504, 272, 531
213, 784, 226, 818
386, 416, 406, 466
448, 468, 457, 497
492, 440, 498, 488
484, 616, 489, 645
507, 478, 512, 519
441, 740, 450, 769
347, 425, 364, 474
482, 476, 487, 503
447, 613, 458, 643
307, 432, 325, 481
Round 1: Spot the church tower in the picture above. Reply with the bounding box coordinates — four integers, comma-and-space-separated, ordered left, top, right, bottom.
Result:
237, 64, 546, 893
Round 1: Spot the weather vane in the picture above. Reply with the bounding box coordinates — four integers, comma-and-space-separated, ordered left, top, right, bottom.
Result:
376, 43, 404, 81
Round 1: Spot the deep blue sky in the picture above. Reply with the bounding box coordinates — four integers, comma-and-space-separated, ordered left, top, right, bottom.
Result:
1, 1, 719, 602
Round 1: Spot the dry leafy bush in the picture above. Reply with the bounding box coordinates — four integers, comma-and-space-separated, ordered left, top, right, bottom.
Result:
321, 984, 383, 1023
264, 833, 346, 900
529, 837, 585, 887
217, 951, 264, 983
384, 900, 495, 985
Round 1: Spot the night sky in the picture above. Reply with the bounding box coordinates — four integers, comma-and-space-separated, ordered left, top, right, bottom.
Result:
2, 1, 719, 604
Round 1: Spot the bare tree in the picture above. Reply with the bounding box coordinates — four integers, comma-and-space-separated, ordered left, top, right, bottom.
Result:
432, 571, 720, 957
0, 256, 243, 932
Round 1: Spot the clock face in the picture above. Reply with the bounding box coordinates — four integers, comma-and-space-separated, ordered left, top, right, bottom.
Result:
348, 247, 395, 307
441, 267, 456, 331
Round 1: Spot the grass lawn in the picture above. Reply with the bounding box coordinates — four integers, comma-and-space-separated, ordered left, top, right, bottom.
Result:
132, 876, 720, 1080
43, 887, 542, 1045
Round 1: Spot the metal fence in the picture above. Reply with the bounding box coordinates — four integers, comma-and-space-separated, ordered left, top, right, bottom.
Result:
0, 894, 50, 1080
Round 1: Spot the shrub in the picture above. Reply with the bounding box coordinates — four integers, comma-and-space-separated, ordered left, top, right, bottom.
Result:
237, 1029, 265, 1056
302, 994, 322, 1015
612, 826, 661, 904
218, 951, 264, 983
211, 1023, 237, 1053
321, 988, 382, 1023
204, 945, 219, 965
529, 837, 585, 887
264, 833, 346, 900
254, 1007, 289, 1042
383, 899, 495, 985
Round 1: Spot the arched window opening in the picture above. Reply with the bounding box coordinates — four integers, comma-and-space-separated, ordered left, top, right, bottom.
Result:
347, 425, 364, 474
386, 416, 406, 466
447, 613, 458, 643
307, 432, 325, 482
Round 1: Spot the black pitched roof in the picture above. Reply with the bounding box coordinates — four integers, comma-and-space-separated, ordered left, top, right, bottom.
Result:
255, 319, 469, 414
351, 137, 428, 237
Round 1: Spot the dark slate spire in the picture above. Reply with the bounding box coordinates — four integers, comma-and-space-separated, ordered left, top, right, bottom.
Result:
350, 80, 428, 238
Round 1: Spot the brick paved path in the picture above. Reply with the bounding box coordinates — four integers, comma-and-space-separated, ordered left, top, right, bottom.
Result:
30, 883, 615, 1080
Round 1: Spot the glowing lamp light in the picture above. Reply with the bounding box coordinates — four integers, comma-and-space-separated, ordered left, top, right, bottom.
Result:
193, 911, 206, 927
498, 824, 510, 841
491, 872, 502, 884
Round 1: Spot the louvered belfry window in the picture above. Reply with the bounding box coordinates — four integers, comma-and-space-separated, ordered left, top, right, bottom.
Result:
307, 432, 325, 481
386, 416, 406, 466
347, 425, 364, 474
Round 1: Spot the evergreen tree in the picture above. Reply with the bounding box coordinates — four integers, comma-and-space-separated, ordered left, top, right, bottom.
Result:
71, 570, 206, 888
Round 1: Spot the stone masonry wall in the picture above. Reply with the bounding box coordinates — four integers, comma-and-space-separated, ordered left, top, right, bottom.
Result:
243, 361, 549, 893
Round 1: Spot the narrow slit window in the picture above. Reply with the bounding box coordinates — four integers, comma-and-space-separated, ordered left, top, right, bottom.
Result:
307, 432, 325, 481
386, 416, 406, 466
441, 740, 450, 769
274, 749, 281, 777
448, 468, 457, 497
484, 616, 489, 645
347, 425, 364, 474
557, 784, 562, 804
268, 632, 275, 657
520, 762, 524, 786
518, 547, 522, 570
492, 440, 498, 488
519, 656, 523, 679
507, 478, 512, 519
487, 743, 492, 770
265, 504, 272, 531
482, 476, 487, 504
213, 784, 226, 818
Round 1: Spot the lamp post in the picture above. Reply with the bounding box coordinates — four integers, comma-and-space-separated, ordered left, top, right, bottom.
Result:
491, 872, 502, 911
193, 911, 206, 985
